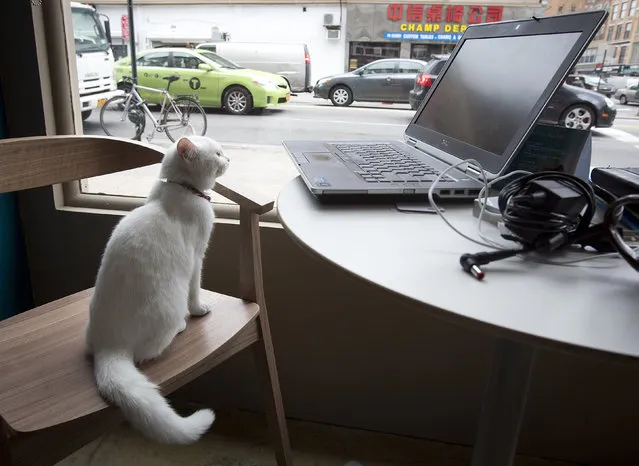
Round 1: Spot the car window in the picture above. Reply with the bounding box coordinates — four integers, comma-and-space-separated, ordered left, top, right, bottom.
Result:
362, 61, 396, 75
197, 50, 243, 69
630, 85, 638, 90
397, 61, 424, 74
172, 52, 204, 69
137, 52, 169, 67
430, 61, 446, 75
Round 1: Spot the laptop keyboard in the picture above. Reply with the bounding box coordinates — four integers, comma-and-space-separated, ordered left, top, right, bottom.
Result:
333, 143, 454, 183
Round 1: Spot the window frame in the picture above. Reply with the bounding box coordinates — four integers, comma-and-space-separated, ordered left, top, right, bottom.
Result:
137, 50, 171, 67
360, 59, 397, 75
43, 0, 281, 224
397, 60, 424, 74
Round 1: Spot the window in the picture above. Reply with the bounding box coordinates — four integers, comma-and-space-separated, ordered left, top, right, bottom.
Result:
361, 61, 396, 75
397, 61, 424, 74
621, 1, 628, 17
349, 41, 400, 69
631, 0, 637, 15
614, 46, 618, 58
579, 48, 597, 63
620, 45, 628, 63
111, 44, 128, 61
596, 21, 607, 39
137, 52, 169, 67
571, 4, 577, 11
172, 52, 204, 70
613, 3, 619, 19
625, 22, 633, 38
429, 60, 446, 75
41, 0, 636, 223
558, 4, 564, 13
616, 23, 623, 39
608, 25, 615, 40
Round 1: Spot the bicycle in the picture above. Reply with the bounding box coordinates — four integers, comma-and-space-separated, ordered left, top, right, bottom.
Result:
100, 74, 207, 143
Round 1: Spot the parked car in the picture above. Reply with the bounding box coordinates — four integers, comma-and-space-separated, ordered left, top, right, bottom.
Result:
408, 54, 449, 110
409, 57, 616, 130
114, 47, 291, 115
196, 42, 311, 93
614, 83, 639, 104
312, 58, 429, 106
581, 75, 616, 97
565, 74, 586, 88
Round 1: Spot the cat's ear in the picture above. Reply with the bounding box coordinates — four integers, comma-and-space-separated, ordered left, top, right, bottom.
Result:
177, 137, 197, 161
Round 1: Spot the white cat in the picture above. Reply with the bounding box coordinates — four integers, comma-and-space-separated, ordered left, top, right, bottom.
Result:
86, 136, 229, 444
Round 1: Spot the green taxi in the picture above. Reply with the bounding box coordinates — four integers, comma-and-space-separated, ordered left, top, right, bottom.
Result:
114, 47, 291, 115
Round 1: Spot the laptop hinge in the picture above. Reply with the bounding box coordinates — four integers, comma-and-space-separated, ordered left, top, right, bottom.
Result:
466, 163, 483, 178
407, 137, 418, 147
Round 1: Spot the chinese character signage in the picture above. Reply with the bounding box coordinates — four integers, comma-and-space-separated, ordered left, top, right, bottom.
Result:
385, 3, 503, 41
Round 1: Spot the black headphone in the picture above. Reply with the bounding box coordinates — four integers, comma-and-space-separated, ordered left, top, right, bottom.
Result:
604, 194, 639, 273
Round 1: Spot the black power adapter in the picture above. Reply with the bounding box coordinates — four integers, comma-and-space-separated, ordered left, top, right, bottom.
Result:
501, 178, 589, 247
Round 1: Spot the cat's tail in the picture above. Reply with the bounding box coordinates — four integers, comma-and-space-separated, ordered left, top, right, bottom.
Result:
94, 350, 215, 444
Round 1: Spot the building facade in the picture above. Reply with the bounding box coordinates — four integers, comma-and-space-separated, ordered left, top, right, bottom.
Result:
92, 1, 545, 86
545, 0, 639, 74
93, 3, 347, 85
345, 2, 545, 70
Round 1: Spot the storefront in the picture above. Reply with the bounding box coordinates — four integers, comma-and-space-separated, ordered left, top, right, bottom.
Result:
345, 3, 545, 70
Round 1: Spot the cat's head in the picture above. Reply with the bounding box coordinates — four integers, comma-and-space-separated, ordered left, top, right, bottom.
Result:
160, 136, 229, 191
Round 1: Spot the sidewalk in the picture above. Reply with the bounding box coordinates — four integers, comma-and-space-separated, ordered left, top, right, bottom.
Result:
85, 142, 299, 204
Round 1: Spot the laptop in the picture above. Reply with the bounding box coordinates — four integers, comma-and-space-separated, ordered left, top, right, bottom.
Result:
282, 10, 607, 203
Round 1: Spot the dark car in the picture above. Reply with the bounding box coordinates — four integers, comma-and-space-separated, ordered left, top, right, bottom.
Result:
313, 58, 428, 106
409, 58, 616, 130
408, 54, 448, 110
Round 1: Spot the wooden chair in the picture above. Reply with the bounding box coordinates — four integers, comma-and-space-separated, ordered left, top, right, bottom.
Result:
0, 135, 292, 466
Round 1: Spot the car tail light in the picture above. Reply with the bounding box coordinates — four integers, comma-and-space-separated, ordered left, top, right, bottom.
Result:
304, 52, 310, 64
417, 73, 432, 87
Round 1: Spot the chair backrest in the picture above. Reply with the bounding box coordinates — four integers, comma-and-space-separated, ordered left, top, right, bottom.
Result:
0, 136, 163, 194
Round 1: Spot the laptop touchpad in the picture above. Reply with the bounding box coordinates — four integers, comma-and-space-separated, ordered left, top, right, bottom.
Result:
304, 152, 335, 163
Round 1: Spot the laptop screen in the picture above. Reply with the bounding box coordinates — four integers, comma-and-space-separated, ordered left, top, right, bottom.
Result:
405, 11, 606, 175
414, 33, 580, 157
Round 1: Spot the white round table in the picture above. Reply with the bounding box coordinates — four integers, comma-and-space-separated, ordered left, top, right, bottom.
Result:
277, 176, 639, 466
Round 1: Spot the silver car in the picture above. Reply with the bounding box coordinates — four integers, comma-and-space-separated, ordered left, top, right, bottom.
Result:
312, 58, 428, 106
614, 83, 639, 104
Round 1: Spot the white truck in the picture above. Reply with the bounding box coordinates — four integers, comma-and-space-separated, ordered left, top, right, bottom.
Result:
70, 2, 119, 120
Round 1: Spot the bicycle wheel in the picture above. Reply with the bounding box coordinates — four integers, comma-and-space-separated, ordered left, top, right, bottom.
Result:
100, 94, 146, 140
162, 96, 207, 142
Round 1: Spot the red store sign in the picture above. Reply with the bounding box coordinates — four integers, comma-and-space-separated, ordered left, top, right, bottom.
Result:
387, 4, 504, 24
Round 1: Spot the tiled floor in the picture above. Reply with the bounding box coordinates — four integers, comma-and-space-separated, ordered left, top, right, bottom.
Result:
56, 410, 578, 466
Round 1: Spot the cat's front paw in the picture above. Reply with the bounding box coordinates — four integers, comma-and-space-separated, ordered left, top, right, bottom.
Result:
189, 303, 211, 317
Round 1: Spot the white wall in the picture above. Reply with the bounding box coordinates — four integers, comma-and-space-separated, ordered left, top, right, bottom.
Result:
97, 4, 346, 85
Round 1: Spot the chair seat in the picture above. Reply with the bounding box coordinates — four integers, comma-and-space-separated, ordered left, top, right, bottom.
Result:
0, 288, 260, 434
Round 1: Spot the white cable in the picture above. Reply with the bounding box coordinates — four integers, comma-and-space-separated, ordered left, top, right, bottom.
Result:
427, 159, 503, 249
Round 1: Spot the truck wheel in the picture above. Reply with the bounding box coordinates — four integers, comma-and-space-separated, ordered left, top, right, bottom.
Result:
81, 110, 92, 121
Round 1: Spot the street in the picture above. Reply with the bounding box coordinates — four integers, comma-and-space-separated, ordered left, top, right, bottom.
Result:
82, 94, 639, 200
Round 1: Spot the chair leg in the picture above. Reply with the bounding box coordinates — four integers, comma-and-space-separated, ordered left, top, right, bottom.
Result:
1, 420, 13, 466
253, 319, 292, 465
